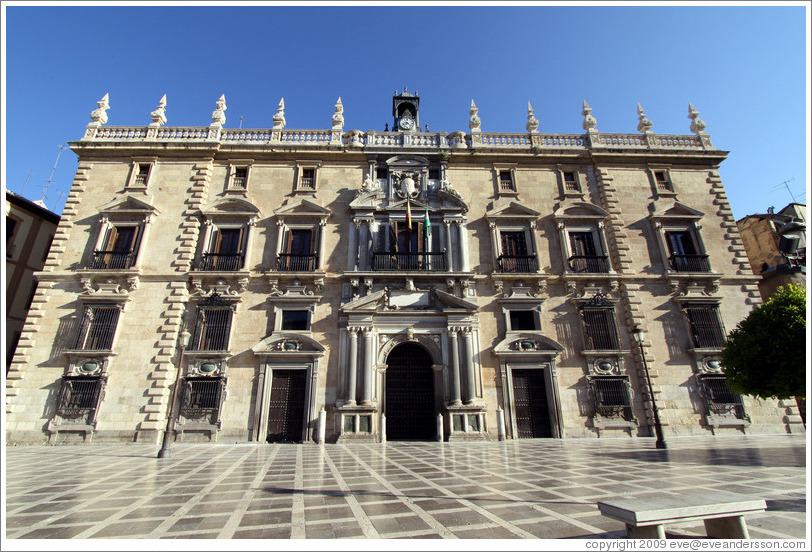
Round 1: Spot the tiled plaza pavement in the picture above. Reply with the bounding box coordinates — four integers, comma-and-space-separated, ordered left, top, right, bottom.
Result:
4, 434, 807, 540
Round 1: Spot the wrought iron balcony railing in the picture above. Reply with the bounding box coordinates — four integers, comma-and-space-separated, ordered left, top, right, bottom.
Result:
89, 250, 136, 270
276, 253, 317, 272
56, 376, 104, 416
372, 252, 447, 271
198, 252, 244, 271
669, 254, 711, 273
568, 255, 610, 273
496, 254, 539, 273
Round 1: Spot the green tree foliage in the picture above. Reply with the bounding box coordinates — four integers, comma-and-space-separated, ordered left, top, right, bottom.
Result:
721, 285, 806, 400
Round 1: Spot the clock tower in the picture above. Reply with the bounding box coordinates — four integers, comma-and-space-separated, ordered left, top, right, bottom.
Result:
393, 87, 420, 132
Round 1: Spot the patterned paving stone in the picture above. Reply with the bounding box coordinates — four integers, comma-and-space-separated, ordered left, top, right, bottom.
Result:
3, 435, 807, 541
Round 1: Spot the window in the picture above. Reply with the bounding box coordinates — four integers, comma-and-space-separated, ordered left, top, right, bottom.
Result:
74, 305, 121, 351
581, 307, 620, 350
126, 159, 155, 189
376, 167, 388, 180
225, 161, 253, 192
233, 167, 248, 189
295, 164, 319, 192
429, 168, 441, 180
567, 230, 610, 273
499, 170, 515, 192
684, 304, 726, 349
653, 170, 673, 193
91, 225, 140, 269
509, 310, 538, 331
6, 216, 19, 257
665, 230, 709, 272
278, 228, 316, 271
180, 378, 223, 417
200, 227, 244, 271
372, 218, 444, 271
134, 164, 151, 187
56, 376, 105, 415
498, 231, 537, 273
563, 171, 580, 193
590, 376, 633, 419
189, 305, 233, 352
698, 374, 745, 419
281, 310, 310, 331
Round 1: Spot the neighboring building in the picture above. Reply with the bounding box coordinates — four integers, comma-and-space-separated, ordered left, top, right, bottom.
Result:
5, 191, 60, 372
737, 203, 806, 299
5, 92, 804, 445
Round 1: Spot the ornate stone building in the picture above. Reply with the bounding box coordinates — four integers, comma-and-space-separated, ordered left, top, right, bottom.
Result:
5, 91, 804, 445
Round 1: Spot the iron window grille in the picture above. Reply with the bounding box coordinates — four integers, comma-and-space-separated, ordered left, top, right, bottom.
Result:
74, 305, 120, 350
698, 374, 745, 419
563, 171, 580, 192
134, 164, 151, 187
590, 376, 633, 420
300, 168, 316, 190
232, 167, 248, 189
685, 305, 726, 348
56, 375, 106, 417
581, 308, 620, 350
189, 294, 233, 352
499, 170, 516, 192
180, 377, 224, 419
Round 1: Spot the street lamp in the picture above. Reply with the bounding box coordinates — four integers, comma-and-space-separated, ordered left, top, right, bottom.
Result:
632, 326, 667, 449
157, 330, 191, 459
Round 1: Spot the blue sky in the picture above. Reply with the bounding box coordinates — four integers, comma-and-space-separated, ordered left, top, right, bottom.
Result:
3, 3, 809, 220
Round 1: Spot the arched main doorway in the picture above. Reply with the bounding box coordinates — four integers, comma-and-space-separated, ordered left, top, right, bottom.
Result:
385, 343, 436, 440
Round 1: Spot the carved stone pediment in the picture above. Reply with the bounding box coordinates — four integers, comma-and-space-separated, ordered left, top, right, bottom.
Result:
341, 287, 477, 314
80, 274, 139, 298
485, 201, 541, 221
252, 332, 326, 356
97, 194, 160, 217
552, 200, 608, 221
201, 196, 261, 219
189, 276, 248, 297
493, 333, 564, 357
648, 200, 704, 221
273, 198, 330, 220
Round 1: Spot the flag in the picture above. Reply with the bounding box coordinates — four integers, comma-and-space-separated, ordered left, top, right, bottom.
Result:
405, 199, 413, 253
423, 207, 431, 251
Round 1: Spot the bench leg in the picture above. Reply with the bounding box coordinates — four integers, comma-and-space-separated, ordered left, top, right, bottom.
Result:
704, 516, 749, 539
626, 523, 666, 539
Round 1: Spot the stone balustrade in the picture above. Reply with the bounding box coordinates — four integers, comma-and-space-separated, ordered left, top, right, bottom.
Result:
80, 125, 712, 151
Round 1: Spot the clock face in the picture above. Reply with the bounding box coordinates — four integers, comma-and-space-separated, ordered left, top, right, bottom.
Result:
399, 117, 414, 130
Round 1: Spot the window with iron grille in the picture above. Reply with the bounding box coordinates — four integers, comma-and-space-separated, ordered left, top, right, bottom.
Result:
299, 168, 316, 190
590, 376, 633, 419
581, 308, 620, 350
698, 374, 745, 418
74, 305, 120, 350
199, 226, 245, 271
684, 304, 726, 348
180, 377, 223, 418
56, 376, 105, 416
563, 171, 580, 192
232, 167, 248, 189
189, 306, 233, 351
134, 163, 151, 187
499, 170, 516, 192
665, 230, 710, 272
653, 170, 673, 193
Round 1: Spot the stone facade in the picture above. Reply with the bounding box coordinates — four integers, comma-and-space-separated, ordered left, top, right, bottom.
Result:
5, 91, 804, 445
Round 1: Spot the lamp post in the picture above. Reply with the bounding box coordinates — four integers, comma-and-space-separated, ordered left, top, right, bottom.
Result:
632, 326, 667, 449
157, 330, 191, 459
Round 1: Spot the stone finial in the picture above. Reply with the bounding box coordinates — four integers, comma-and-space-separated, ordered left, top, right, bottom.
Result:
637, 102, 653, 133
526, 102, 539, 133
469, 99, 481, 132
273, 98, 286, 129
211, 94, 227, 127
149, 94, 167, 127
332, 97, 344, 130
582, 100, 597, 131
88, 93, 110, 127
688, 103, 707, 134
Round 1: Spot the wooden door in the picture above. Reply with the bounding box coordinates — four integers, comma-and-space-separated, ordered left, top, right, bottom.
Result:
266, 370, 306, 443
512, 369, 552, 438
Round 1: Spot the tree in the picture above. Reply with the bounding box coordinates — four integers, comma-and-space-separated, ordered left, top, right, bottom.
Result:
721, 285, 806, 405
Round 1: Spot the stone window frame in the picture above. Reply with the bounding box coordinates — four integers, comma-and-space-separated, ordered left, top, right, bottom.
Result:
493, 163, 519, 197
294, 161, 321, 194
655, 220, 711, 274
225, 159, 254, 194
126, 157, 157, 191
89, 219, 145, 270
197, 220, 253, 272
571, 293, 623, 353
273, 304, 315, 333
553, 203, 614, 276
186, 293, 239, 354
495, 223, 539, 273
677, 300, 727, 352
646, 164, 677, 198
556, 165, 584, 197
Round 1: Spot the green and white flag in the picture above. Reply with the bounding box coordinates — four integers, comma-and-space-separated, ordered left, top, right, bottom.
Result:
424, 207, 431, 251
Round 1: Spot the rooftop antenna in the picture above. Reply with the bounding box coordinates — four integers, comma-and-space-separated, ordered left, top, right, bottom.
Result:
771, 178, 798, 203
239, 116, 244, 129
41, 145, 67, 207
21, 170, 32, 195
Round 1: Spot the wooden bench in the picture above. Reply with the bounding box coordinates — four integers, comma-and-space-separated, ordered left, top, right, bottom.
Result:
597, 491, 767, 539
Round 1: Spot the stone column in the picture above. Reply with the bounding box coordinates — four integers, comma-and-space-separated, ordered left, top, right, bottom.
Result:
458, 219, 470, 272
133, 215, 152, 268
448, 328, 462, 405
489, 221, 500, 269
530, 220, 542, 273
444, 220, 455, 272
348, 220, 359, 271
346, 328, 358, 405
242, 218, 256, 270
317, 220, 326, 270
361, 327, 374, 405
462, 328, 476, 404
275, 220, 285, 269
359, 220, 371, 271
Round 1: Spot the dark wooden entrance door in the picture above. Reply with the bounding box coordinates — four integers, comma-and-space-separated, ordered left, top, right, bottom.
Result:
267, 370, 306, 443
512, 369, 553, 438
386, 344, 435, 441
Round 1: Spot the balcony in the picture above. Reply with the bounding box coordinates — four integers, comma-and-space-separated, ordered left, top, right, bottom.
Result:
198, 253, 244, 271
669, 254, 711, 273
89, 250, 136, 270
497, 255, 539, 273
372, 252, 447, 271
276, 254, 317, 272
568, 255, 610, 273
